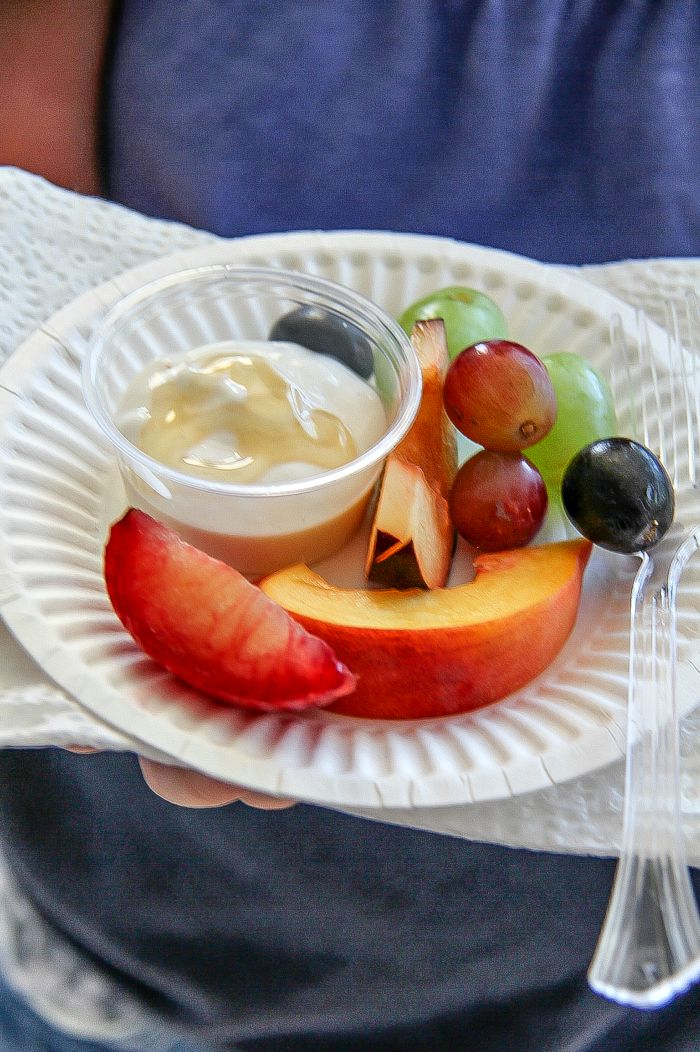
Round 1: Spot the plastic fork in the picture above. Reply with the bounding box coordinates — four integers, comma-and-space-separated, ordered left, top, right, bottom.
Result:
588, 292, 700, 1008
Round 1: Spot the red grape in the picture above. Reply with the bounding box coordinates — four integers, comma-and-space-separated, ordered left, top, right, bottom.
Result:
443, 339, 557, 451
449, 450, 548, 551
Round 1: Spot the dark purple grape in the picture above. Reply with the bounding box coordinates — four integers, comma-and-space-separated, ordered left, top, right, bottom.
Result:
269, 306, 374, 378
561, 438, 674, 553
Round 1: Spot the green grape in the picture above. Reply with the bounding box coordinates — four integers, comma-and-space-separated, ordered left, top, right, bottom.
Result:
398, 286, 507, 361
526, 352, 617, 498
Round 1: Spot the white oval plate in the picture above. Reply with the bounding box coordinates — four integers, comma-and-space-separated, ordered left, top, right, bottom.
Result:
1, 230, 698, 809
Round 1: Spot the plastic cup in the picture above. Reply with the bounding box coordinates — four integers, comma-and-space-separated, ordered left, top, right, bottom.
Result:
82, 265, 421, 576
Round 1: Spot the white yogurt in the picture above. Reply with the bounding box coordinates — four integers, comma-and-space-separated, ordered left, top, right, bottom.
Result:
119, 340, 386, 484
116, 340, 388, 575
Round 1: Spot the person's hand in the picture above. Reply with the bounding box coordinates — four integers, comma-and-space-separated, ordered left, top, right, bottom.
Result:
138, 757, 296, 809
65, 748, 295, 809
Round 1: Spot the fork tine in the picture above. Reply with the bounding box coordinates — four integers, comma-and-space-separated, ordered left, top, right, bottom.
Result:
681, 290, 700, 487
610, 312, 642, 445
664, 298, 687, 488
639, 308, 666, 465
610, 309, 665, 458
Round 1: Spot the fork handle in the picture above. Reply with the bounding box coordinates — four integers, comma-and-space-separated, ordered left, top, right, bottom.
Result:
588, 535, 700, 1007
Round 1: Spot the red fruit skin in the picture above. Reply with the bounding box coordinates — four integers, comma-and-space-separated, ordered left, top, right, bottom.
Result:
443, 339, 557, 451
104, 509, 356, 711
449, 450, 548, 551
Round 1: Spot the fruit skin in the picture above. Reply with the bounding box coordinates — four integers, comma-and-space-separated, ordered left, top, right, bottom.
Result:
398, 286, 507, 361
104, 509, 356, 711
561, 438, 674, 554
449, 450, 548, 551
365, 318, 458, 589
526, 352, 617, 495
261, 539, 592, 719
269, 305, 374, 378
443, 340, 557, 452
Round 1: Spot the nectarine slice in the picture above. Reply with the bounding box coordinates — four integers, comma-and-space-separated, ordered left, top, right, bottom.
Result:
365, 318, 457, 589
104, 509, 356, 711
261, 539, 592, 719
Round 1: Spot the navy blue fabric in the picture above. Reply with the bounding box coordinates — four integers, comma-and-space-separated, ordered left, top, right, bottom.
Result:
3, 750, 700, 1051
106, 0, 700, 264
3, 2, 700, 1049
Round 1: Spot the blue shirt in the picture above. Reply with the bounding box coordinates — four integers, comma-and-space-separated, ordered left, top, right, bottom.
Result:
107, 0, 700, 264
3, 2, 700, 1049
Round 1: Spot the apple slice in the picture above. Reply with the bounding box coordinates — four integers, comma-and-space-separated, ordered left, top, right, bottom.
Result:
104, 509, 355, 711
261, 539, 592, 719
365, 318, 457, 589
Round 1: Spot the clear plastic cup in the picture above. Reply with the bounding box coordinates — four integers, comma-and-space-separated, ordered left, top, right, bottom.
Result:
82, 265, 421, 577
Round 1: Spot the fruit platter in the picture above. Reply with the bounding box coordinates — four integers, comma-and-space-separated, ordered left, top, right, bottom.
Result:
0, 231, 698, 810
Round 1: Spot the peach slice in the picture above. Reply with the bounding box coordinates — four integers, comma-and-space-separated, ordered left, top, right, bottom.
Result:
365, 318, 458, 589
261, 539, 592, 719
104, 509, 356, 711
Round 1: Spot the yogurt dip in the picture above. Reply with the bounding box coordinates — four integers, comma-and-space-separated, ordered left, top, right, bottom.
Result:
116, 339, 388, 575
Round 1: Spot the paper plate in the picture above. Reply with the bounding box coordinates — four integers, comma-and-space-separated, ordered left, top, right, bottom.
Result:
1, 230, 698, 809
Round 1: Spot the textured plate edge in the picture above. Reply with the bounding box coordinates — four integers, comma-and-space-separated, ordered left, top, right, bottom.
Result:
0, 231, 675, 808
